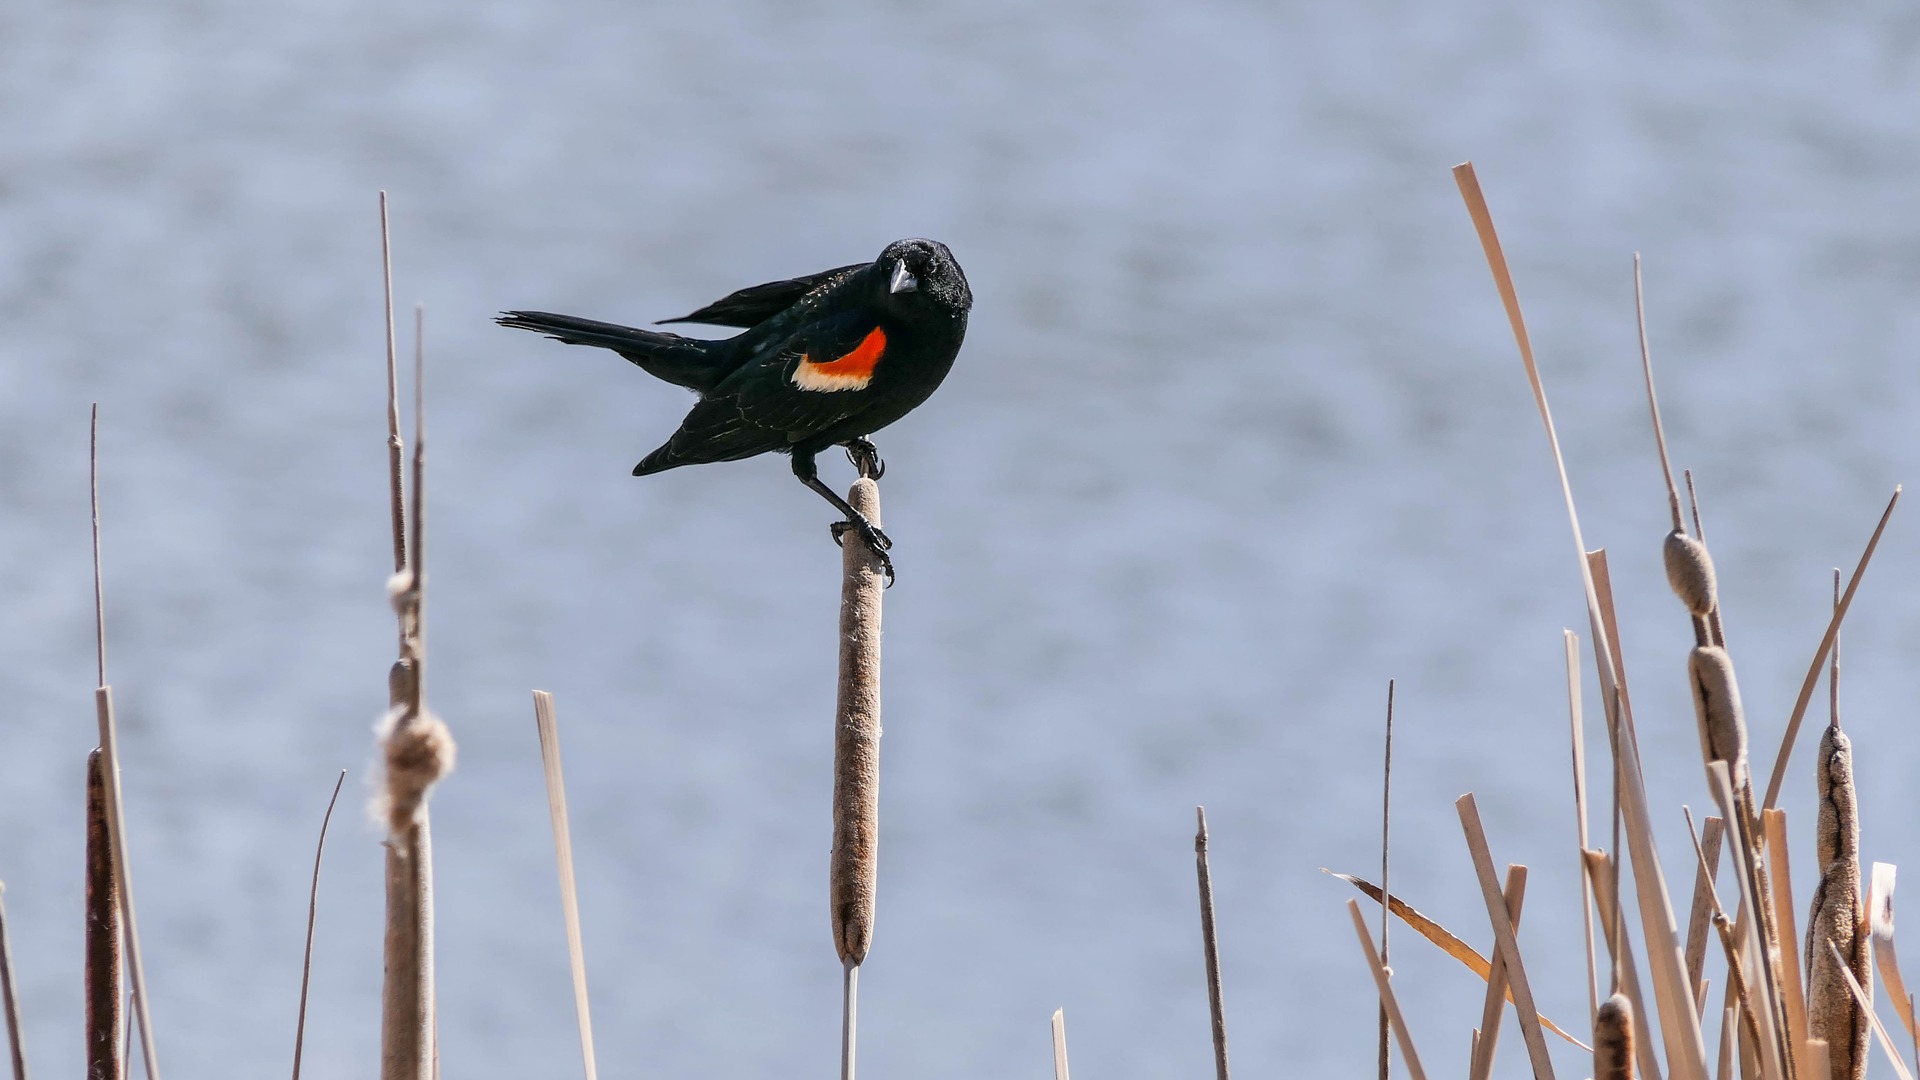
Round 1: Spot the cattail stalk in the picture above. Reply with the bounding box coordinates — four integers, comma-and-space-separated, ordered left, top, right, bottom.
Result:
0, 882, 22, 1080
1456, 795, 1554, 1079
1194, 809, 1231, 1080
1347, 901, 1428, 1080
831, 473, 884, 1080
85, 751, 120, 1080
532, 692, 600, 1080
1466, 866, 1527, 1080
1050, 1009, 1069, 1080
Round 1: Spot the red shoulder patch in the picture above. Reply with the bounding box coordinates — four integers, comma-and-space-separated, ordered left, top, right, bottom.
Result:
793, 326, 886, 391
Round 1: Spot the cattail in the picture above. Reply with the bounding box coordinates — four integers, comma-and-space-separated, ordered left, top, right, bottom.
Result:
1663, 529, 1718, 619
379, 708, 456, 835
1805, 724, 1868, 1080
85, 749, 120, 1080
830, 476, 885, 966
1594, 992, 1636, 1079
1687, 647, 1749, 797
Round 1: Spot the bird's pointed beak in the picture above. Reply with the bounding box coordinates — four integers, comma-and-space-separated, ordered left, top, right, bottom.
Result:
889, 259, 918, 294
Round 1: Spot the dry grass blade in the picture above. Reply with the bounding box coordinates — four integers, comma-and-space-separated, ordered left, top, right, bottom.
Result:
1567, 630, 1601, 1025
1869, 864, 1916, 1042
1378, 680, 1394, 1080
380, 191, 406, 574
1585, 850, 1665, 1080
1824, 940, 1914, 1080
1326, 871, 1591, 1049
1685, 818, 1727, 1016
1456, 794, 1555, 1080
532, 692, 599, 1080
1467, 866, 1527, 1080
0, 883, 24, 1080
1632, 253, 1684, 534
1347, 900, 1430, 1080
1682, 809, 1768, 1080
1051, 1009, 1069, 1080
1760, 487, 1899, 810
1762, 809, 1810, 1080
1703, 766, 1787, 1080
1194, 808, 1230, 1080
292, 772, 347, 1080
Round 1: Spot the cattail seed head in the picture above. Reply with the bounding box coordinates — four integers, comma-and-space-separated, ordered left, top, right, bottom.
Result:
375, 707, 456, 835
1806, 724, 1868, 1080
1594, 992, 1636, 1080
1663, 529, 1718, 617
1687, 646, 1749, 792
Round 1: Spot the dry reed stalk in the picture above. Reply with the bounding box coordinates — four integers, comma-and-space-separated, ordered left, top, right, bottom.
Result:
1869, 864, 1917, 1041
1347, 901, 1429, 1080
1718, 1006, 1736, 1080
1686, 818, 1728, 1016
1459, 157, 1710, 1075
292, 772, 346, 1080
1684, 812, 1769, 1079
1377, 681, 1394, 1080
1193, 808, 1230, 1080
831, 471, 884, 1080
0, 883, 23, 1080
85, 751, 119, 1080
1328, 872, 1590, 1049
1586, 849, 1665, 1080
1759, 488, 1898, 811
532, 692, 599, 1080
1465, 866, 1527, 1080
88, 409, 159, 1080
1821, 940, 1912, 1080
1704, 766, 1788, 1080
1806, 1041, 1832, 1080
1567, 631, 1602, 1025
1456, 794, 1555, 1079
1598, 992, 1639, 1080
376, 225, 452, 1080
1762, 810, 1811, 1080
1805, 724, 1867, 1080
1051, 1008, 1069, 1080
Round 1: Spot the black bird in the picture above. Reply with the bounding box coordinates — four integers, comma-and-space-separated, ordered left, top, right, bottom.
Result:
499, 239, 970, 583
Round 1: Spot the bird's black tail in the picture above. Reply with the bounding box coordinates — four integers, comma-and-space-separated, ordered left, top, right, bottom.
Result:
497, 310, 729, 393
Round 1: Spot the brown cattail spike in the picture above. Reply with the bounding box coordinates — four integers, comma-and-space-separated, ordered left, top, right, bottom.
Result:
1687, 647, 1749, 799
830, 476, 885, 966
1806, 724, 1868, 1080
1663, 529, 1718, 619
1594, 992, 1636, 1080
85, 749, 121, 1080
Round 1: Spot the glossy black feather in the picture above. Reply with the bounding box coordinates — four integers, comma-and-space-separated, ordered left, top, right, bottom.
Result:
655, 263, 864, 327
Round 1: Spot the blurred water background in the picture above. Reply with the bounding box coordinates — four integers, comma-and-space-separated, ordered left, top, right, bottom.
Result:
4, 2, 1920, 1076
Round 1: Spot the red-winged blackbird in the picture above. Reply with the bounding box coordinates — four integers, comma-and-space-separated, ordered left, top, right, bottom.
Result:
499, 238, 970, 582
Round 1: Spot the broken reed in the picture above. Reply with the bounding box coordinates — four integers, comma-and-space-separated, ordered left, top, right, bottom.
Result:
1337, 164, 1914, 1080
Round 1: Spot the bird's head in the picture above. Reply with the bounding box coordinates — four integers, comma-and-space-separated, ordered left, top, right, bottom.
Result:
875, 238, 970, 318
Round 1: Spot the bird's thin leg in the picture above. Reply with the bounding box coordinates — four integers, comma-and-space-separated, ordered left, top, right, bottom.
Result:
843, 437, 884, 480
792, 452, 895, 583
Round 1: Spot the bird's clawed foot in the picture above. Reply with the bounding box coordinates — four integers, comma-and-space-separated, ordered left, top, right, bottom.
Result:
830, 512, 895, 586
844, 438, 885, 480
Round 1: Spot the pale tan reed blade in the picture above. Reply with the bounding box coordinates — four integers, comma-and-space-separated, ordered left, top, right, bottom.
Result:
1567, 630, 1601, 1026
1597, 992, 1639, 1080
1806, 725, 1868, 1080
1457, 157, 1710, 1077
1869, 864, 1917, 1041
1686, 818, 1727, 1016
1807, 1040, 1832, 1080
0, 883, 23, 1080
1456, 794, 1555, 1080
1377, 681, 1394, 1080
1466, 866, 1528, 1080
1347, 901, 1429, 1080
1326, 871, 1591, 1049
1762, 810, 1810, 1080
292, 772, 346, 1080
1051, 1008, 1069, 1080
86, 751, 118, 1080
1586, 851, 1666, 1080
1717, 1006, 1735, 1080
1823, 940, 1913, 1080
830, 476, 885, 965
532, 692, 599, 1080
380, 191, 407, 575
1194, 808, 1231, 1080
1760, 488, 1899, 811
1704, 766, 1788, 1080
1632, 253, 1684, 533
